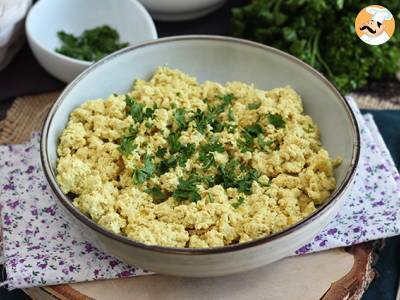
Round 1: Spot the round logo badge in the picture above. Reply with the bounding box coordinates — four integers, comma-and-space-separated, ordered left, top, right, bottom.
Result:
355, 5, 395, 46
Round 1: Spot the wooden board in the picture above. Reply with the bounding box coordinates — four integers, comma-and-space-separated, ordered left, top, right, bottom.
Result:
23, 244, 376, 300
0, 92, 382, 300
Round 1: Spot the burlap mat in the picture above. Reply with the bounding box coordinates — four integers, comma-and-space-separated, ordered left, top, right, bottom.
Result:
0, 91, 399, 145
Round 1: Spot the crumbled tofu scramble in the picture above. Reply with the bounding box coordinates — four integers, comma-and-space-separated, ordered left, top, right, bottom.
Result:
56, 67, 341, 248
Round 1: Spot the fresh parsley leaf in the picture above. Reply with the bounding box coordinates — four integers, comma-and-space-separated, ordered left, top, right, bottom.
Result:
199, 151, 214, 169
172, 174, 201, 202
211, 122, 227, 133
145, 121, 152, 128
218, 161, 258, 195
155, 147, 167, 158
232, 196, 245, 209
227, 124, 237, 134
178, 143, 196, 167
191, 109, 208, 134
236, 169, 259, 194
202, 138, 225, 153
257, 135, 274, 151
207, 193, 214, 203
118, 136, 137, 156
228, 107, 235, 121
176, 92, 182, 97
216, 94, 235, 107
247, 101, 261, 110
198, 138, 225, 169
145, 186, 170, 204
167, 132, 181, 154
133, 153, 155, 184
218, 160, 240, 188
305, 124, 315, 133
232, 0, 400, 94
144, 107, 155, 119
238, 124, 263, 152
267, 113, 285, 129
124, 95, 135, 107
128, 125, 138, 135
202, 175, 216, 187
173, 108, 188, 130
55, 25, 129, 62
129, 101, 145, 123
155, 156, 177, 175
245, 124, 263, 137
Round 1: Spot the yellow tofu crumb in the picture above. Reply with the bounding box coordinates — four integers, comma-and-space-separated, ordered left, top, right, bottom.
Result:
56, 67, 339, 248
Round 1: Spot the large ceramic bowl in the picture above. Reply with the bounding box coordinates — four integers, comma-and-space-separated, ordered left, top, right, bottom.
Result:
41, 35, 360, 277
25, 0, 157, 83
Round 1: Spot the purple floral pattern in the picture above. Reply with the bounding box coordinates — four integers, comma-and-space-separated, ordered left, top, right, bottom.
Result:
296, 97, 400, 254
0, 133, 150, 290
0, 97, 399, 289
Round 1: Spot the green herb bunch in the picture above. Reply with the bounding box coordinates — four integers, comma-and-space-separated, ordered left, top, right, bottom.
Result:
56, 25, 129, 62
232, 0, 400, 93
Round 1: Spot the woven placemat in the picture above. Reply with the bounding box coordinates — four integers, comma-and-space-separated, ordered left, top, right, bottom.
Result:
0, 91, 399, 145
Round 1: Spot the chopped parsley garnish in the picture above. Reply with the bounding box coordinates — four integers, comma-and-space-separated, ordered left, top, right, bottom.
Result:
124, 95, 135, 106
232, 196, 245, 209
155, 156, 177, 175
257, 135, 274, 151
145, 121, 152, 128
128, 125, 138, 135
190, 94, 235, 134
176, 92, 182, 97
228, 107, 235, 121
155, 147, 167, 158
305, 124, 315, 133
245, 124, 263, 137
238, 123, 263, 152
247, 101, 261, 110
133, 153, 155, 184
144, 107, 155, 119
216, 93, 235, 107
227, 124, 237, 134
191, 109, 208, 134
178, 143, 196, 167
267, 113, 285, 129
145, 186, 170, 204
198, 138, 225, 168
55, 25, 129, 62
217, 160, 259, 194
172, 174, 201, 202
207, 193, 214, 203
236, 168, 258, 194
202, 175, 216, 187
124, 96, 154, 124
173, 108, 188, 130
118, 136, 137, 156
167, 132, 182, 154
128, 100, 145, 123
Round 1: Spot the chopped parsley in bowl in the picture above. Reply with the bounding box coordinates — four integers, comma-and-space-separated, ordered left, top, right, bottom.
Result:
56, 25, 129, 62
56, 67, 341, 248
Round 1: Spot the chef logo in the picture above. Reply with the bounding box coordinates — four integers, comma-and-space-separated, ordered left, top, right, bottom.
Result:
355, 5, 395, 46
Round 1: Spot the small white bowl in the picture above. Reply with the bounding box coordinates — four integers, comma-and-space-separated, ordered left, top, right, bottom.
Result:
26, 0, 157, 83
139, 0, 226, 21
